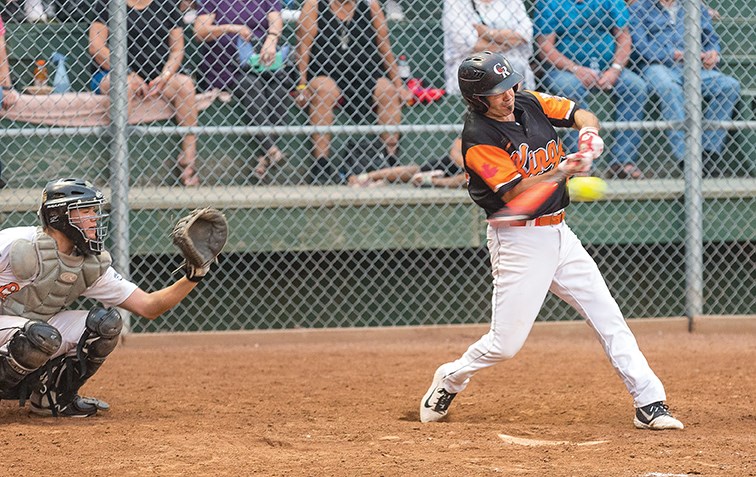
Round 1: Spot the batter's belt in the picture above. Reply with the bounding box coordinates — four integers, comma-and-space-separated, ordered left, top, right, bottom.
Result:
509, 210, 565, 227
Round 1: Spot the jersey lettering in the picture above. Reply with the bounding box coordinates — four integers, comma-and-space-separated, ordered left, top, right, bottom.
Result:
510, 139, 565, 176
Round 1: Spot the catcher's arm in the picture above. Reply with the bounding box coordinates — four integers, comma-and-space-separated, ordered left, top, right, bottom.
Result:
117, 208, 229, 320
119, 281, 200, 320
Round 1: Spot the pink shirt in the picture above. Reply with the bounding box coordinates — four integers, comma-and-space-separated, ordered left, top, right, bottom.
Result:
0, 17, 5, 37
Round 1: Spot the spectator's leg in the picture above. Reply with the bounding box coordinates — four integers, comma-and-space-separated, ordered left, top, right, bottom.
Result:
236, 72, 292, 180
611, 69, 648, 166
700, 70, 740, 159
307, 76, 341, 183
373, 77, 401, 158
541, 69, 588, 155
643, 65, 685, 163
162, 73, 199, 186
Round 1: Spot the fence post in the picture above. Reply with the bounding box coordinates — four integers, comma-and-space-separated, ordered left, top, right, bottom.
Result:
683, 0, 704, 332
108, 0, 132, 335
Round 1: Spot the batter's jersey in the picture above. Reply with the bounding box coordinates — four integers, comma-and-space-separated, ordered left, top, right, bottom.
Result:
0, 226, 139, 309
462, 90, 577, 218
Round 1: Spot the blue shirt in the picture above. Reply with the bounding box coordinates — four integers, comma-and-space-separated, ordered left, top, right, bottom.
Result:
535, 0, 629, 71
629, 0, 720, 68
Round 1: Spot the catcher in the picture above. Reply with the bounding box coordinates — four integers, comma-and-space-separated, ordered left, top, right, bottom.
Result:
0, 178, 227, 417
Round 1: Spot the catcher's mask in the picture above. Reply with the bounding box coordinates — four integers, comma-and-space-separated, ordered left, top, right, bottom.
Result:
39, 178, 110, 256
458, 51, 524, 113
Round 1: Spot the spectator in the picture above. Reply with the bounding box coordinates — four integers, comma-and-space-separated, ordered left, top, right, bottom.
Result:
195, 0, 292, 182
535, 0, 648, 179
443, 0, 536, 94
0, 16, 19, 188
348, 136, 466, 188
294, 0, 412, 184
88, 0, 201, 186
630, 0, 740, 176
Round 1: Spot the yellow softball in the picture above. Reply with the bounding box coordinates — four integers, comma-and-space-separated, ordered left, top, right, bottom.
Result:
567, 176, 608, 202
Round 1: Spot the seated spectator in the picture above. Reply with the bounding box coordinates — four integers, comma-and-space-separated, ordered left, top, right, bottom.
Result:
347, 136, 466, 188
0, 16, 19, 188
443, 0, 536, 93
535, 0, 648, 179
294, 0, 412, 184
194, 0, 293, 182
630, 0, 740, 176
88, 0, 201, 186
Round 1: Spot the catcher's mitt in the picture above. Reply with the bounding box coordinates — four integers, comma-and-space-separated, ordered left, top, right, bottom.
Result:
171, 207, 228, 281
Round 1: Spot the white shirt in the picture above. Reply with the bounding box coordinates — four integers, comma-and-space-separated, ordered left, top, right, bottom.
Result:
0, 226, 138, 308
443, 0, 535, 95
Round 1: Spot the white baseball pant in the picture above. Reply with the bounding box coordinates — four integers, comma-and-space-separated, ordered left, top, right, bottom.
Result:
440, 220, 666, 407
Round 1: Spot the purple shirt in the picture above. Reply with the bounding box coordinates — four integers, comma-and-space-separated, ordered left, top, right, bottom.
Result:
198, 0, 281, 89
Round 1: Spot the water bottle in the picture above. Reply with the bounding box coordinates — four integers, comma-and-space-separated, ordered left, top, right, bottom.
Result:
32, 59, 48, 88
397, 55, 411, 83
236, 37, 254, 66
589, 57, 600, 73
51, 52, 71, 93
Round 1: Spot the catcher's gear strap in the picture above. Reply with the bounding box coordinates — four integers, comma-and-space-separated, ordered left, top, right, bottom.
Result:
0, 321, 61, 398
76, 307, 122, 377
32, 307, 121, 416
1, 228, 111, 321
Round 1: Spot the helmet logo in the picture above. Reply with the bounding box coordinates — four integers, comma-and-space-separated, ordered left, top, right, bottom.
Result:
493, 63, 510, 78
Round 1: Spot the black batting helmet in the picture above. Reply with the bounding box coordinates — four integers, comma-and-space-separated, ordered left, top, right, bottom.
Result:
39, 178, 109, 255
458, 51, 524, 113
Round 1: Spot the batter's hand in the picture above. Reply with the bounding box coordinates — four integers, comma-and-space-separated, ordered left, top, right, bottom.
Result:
578, 127, 604, 160
558, 151, 592, 177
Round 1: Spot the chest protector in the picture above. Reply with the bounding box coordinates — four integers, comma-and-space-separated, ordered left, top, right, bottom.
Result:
1, 228, 111, 322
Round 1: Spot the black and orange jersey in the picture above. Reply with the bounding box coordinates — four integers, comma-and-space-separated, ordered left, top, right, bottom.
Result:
462, 90, 577, 218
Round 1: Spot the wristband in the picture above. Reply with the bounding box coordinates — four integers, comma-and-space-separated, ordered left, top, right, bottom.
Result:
610, 63, 623, 72
296, 83, 307, 91
268, 32, 281, 38
570, 65, 579, 73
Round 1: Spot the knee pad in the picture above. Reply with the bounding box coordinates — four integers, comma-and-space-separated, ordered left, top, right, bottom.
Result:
9, 321, 62, 370
83, 307, 122, 359
0, 322, 61, 393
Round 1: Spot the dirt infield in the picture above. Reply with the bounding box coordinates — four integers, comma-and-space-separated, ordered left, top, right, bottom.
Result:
1, 317, 754, 477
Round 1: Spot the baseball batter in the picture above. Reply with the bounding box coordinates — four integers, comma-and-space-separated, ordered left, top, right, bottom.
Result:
0, 178, 214, 417
420, 52, 683, 430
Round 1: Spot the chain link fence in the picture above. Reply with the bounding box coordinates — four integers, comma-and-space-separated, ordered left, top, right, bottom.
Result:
0, 0, 753, 332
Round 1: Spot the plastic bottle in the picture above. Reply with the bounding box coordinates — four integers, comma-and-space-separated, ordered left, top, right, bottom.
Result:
236, 37, 254, 66
33, 59, 49, 88
51, 52, 71, 93
397, 55, 410, 83
589, 57, 600, 73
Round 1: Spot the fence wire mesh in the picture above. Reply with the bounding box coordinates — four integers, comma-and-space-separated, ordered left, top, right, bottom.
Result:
0, 0, 753, 332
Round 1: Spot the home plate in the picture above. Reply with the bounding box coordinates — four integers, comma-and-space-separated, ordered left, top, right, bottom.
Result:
498, 433, 609, 447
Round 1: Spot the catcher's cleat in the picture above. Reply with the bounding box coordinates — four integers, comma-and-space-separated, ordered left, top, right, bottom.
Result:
420, 365, 457, 423
633, 401, 684, 430
29, 394, 106, 418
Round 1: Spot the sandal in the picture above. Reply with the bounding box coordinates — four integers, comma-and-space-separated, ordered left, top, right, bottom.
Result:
176, 152, 200, 187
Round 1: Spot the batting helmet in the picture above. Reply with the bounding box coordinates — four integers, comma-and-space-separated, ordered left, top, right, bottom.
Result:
39, 178, 109, 256
458, 51, 524, 113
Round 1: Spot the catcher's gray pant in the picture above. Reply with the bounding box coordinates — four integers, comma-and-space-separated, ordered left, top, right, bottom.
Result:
440, 221, 667, 408
0, 310, 90, 360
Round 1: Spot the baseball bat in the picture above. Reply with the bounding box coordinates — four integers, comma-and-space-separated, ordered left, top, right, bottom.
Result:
486, 180, 560, 225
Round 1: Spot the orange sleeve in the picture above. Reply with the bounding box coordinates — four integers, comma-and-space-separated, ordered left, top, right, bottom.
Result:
465, 144, 520, 192
527, 91, 576, 122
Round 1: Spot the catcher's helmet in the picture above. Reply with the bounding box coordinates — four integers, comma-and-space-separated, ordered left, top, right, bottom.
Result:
39, 178, 109, 255
458, 51, 524, 113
